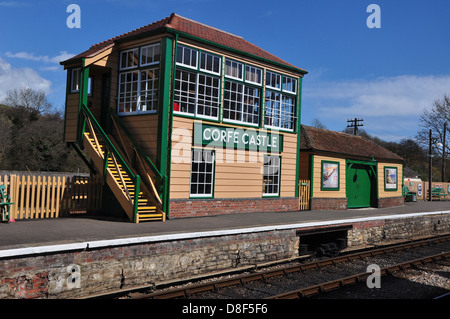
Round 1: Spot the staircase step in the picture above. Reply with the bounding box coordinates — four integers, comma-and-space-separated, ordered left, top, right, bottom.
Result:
138, 214, 164, 221
138, 206, 157, 210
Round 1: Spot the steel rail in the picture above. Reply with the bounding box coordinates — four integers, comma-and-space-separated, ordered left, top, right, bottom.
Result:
130, 234, 450, 300
267, 251, 450, 299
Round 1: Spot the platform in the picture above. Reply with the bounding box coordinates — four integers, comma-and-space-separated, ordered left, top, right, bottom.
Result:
1, 200, 449, 256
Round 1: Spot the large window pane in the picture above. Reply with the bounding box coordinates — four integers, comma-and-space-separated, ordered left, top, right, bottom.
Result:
264, 90, 295, 130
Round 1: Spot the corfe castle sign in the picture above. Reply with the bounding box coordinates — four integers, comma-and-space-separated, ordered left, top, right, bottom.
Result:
193, 122, 283, 152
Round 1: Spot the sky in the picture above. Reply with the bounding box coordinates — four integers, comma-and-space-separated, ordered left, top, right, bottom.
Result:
0, 0, 449, 142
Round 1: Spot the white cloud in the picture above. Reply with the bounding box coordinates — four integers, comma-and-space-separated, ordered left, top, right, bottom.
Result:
5, 51, 75, 67
304, 75, 450, 117
0, 57, 51, 101
302, 74, 450, 141
0, 1, 29, 7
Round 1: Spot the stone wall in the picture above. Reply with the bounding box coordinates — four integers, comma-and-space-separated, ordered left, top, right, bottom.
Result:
1, 213, 449, 299
0, 229, 298, 299
348, 214, 450, 247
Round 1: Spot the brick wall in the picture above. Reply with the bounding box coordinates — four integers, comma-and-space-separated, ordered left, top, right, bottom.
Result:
310, 197, 347, 210
169, 197, 298, 218
377, 196, 404, 208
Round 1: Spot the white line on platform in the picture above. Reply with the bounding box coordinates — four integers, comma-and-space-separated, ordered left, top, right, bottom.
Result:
1, 210, 449, 258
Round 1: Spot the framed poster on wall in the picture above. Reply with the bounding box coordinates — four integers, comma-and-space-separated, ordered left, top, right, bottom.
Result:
321, 161, 339, 190
384, 167, 398, 191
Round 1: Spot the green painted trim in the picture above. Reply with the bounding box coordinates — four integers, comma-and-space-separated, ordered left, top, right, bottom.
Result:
383, 166, 399, 192
159, 37, 174, 217
133, 175, 141, 222
320, 160, 340, 191
63, 70, 70, 142
375, 162, 379, 199
165, 33, 179, 219
173, 111, 221, 123
294, 77, 302, 197
346, 158, 377, 166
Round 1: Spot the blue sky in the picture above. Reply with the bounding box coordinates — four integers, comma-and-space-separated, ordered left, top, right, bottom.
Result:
1, 0, 449, 142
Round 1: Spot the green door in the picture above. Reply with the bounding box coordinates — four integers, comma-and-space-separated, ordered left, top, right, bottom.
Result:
346, 163, 376, 208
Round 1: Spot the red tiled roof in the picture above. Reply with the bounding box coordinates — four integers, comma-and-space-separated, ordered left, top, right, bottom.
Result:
61, 13, 306, 73
300, 125, 404, 162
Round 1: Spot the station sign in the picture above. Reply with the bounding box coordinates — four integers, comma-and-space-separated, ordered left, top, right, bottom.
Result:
193, 122, 283, 152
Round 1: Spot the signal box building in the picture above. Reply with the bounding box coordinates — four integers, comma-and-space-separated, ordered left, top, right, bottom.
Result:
299, 125, 405, 210
61, 13, 307, 222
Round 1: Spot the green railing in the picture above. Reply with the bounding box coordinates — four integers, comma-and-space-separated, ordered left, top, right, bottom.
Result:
78, 103, 141, 222
109, 112, 167, 213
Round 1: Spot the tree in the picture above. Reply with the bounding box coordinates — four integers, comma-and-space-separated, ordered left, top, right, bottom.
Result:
2, 87, 52, 114
417, 95, 450, 153
0, 87, 88, 173
417, 94, 450, 181
310, 118, 327, 129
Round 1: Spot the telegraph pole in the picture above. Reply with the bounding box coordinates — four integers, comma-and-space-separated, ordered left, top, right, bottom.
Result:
347, 118, 364, 135
442, 122, 447, 182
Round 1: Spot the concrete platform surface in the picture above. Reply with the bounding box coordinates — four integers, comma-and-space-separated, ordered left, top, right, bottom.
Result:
1, 201, 449, 253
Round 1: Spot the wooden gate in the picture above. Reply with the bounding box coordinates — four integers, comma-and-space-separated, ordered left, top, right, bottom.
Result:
0, 173, 102, 220
298, 179, 310, 211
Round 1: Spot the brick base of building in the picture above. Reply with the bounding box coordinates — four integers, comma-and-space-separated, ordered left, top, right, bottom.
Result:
310, 197, 348, 210
377, 196, 404, 208
169, 197, 298, 219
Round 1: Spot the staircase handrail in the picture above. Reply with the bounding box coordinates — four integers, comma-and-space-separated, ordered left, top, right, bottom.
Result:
80, 103, 137, 183
110, 112, 163, 181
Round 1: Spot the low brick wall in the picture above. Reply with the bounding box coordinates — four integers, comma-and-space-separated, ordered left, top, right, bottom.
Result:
169, 197, 298, 218
377, 196, 404, 208
310, 197, 347, 210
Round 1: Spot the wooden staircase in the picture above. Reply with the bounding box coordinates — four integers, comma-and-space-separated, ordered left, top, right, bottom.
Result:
83, 127, 165, 223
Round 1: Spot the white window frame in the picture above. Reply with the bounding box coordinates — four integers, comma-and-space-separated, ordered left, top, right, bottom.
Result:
263, 155, 281, 196
140, 43, 160, 67
119, 48, 139, 70
225, 59, 244, 81
264, 90, 296, 131
196, 73, 221, 119
245, 65, 263, 86
282, 76, 297, 94
70, 68, 81, 93
174, 69, 220, 120
190, 149, 215, 198
223, 80, 260, 126
176, 44, 198, 70
118, 67, 159, 115
200, 51, 221, 76
265, 70, 281, 91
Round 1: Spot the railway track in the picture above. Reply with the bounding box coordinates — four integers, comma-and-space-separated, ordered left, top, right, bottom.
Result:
122, 234, 450, 300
